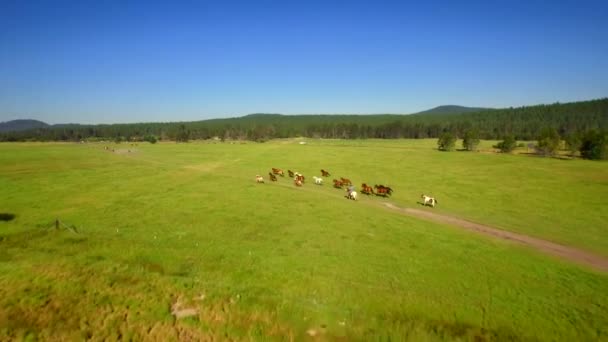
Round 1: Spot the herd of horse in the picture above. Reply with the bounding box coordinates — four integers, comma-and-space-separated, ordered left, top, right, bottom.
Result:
257, 168, 438, 207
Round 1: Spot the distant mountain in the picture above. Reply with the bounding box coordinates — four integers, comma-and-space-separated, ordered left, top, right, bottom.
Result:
414, 105, 493, 115
0, 119, 50, 132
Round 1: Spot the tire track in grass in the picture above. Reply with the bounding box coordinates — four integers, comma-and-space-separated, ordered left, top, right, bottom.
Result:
263, 180, 608, 273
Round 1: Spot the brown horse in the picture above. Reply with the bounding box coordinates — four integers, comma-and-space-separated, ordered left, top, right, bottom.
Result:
374, 185, 393, 197
340, 177, 352, 186
288, 170, 295, 178
321, 169, 331, 177
294, 179, 303, 186
272, 168, 284, 176
295, 174, 305, 183
333, 179, 344, 188
268, 172, 278, 181
361, 183, 374, 195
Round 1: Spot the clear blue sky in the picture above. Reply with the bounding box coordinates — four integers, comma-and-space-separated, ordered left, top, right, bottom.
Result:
1, 0, 607, 124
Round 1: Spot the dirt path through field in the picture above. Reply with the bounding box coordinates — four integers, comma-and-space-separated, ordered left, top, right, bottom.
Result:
382, 202, 608, 273
266, 180, 608, 272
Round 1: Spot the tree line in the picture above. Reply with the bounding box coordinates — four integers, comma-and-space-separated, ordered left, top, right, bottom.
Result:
2, 98, 607, 158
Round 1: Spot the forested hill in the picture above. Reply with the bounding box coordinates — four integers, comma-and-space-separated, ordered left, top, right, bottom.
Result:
414, 105, 492, 115
0, 119, 49, 132
1, 98, 606, 142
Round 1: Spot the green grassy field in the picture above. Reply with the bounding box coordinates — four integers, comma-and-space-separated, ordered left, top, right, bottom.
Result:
1, 139, 607, 341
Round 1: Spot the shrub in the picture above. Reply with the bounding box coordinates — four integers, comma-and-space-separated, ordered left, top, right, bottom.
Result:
437, 132, 457, 151
580, 130, 608, 160
494, 135, 517, 153
536, 127, 561, 156
144, 135, 158, 144
462, 130, 480, 151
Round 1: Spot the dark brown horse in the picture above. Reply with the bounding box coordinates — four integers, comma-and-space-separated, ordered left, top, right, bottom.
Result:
268, 172, 278, 181
321, 169, 331, 177
288, 170, 295, 178
333, 179, 344, 188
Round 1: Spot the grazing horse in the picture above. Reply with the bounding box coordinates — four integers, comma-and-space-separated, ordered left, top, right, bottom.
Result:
333, 179, 344, 188
294, 179, 303, 186
313, 176, 323, 185
268, 172, 278, 181
272, 168, 284, 176
255, 175, 264, 183
340, 177, 352, 186
361, 183, 374, 195
421, 194, 437, 207
345, 189, 358, 201
321, 169, 331, 177
288, 170, 295, 178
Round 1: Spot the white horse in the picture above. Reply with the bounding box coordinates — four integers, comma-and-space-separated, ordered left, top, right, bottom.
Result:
255, 175, 264, 183
421, 194, 437, 207
313, 176, 323, 185
346, 189, 357, 201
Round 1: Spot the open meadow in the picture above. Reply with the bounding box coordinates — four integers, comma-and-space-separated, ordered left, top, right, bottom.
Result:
1, 139, 608, 341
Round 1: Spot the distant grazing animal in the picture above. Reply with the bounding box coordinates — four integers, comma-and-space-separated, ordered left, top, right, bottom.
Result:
295, 174, 305, 184
321, 169, 331, 177
421, 194, 437, 207
272, 168, 284, 176
294, 179, 303, 186
255, 175, 264, 183
345, 189, 358, 201
313, 176, 323, 185
288, 170, 295, 178
268, 172, 278, 181
333, 179, 344, 188
340, 177, 352, 186
361, 183, 374, 195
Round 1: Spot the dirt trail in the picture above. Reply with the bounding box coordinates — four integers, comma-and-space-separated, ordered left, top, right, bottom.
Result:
263, 180, 608, 273
382, 202, 608, 273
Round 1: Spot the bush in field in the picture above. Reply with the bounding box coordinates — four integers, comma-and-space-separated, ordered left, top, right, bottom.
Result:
144, 135, 158, 144
437, 132, 456, 151
494, 135, 516, 153
536, 127, 561, 156
462, 129, 480, 151
565, 132, 582, 156
580, 130, 608, 160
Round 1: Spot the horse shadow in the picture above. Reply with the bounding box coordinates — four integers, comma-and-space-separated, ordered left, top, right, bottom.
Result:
0, 213, 16, 222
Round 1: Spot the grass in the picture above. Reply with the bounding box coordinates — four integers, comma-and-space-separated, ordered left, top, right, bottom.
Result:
0, 139, 607, 340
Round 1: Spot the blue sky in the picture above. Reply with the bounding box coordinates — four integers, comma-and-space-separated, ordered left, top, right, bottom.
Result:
1, 0, 607, 124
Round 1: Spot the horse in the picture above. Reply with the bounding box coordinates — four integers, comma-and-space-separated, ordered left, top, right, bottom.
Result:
340, 177, 352, 186
268, 172, 278, 181
374, 185, 393, 197
272, 168, 284, 176
333, 179, 344, 188
288, 170, 295, 178
255, 175, 264, 183
361, 183, 374, 195
321, 169, 331, 177
294, 179, 303, 186
421, 194, 437, 207
294, 173, 305, 184
313, 176, 323, 185
345, 189, 357, 201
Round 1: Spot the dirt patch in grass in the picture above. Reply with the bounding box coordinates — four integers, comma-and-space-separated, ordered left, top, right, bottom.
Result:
383, 202, 608, 273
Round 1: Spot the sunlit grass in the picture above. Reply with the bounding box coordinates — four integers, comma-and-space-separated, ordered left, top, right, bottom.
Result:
0, 140, 607, 340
